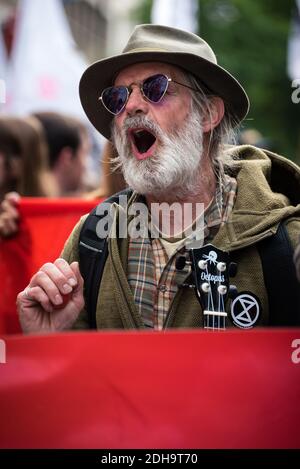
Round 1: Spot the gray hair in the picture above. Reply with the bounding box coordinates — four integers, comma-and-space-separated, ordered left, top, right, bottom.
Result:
182, 71, 239, 211
183, 71, 238, 160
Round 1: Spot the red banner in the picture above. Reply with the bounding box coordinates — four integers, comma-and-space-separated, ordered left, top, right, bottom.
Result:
0, 329, 299, 449
0, 198, 98, 334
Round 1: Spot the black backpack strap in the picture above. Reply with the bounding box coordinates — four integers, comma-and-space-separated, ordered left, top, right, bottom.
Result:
79, 188, 132, 328
258, 222, 300, 326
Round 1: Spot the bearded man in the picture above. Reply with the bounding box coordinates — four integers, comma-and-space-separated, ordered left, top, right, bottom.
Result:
17, 24, 300, 333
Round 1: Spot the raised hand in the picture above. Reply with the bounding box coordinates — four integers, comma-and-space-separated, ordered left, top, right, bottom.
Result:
17, 258, 84, 333
0, 192, 20, 238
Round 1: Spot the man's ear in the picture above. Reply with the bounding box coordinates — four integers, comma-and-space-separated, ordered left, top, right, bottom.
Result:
202, 97, 225, 133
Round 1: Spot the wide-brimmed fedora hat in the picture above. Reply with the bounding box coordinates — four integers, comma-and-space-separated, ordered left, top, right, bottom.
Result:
79, 24, 249, 139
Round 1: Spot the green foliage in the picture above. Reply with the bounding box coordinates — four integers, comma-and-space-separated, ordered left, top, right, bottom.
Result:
134, 0, 300, 161
132, 0, 153, 24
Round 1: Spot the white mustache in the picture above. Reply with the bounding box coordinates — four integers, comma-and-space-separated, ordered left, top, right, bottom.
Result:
122, 115, 162, 140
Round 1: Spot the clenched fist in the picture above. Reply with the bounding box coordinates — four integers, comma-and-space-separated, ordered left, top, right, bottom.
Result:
17, 258, 84, 333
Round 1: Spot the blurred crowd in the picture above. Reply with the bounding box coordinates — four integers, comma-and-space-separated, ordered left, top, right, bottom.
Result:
0, 111, 126, 236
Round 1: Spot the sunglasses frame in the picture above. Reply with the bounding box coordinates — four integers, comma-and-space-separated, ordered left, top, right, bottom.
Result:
98, 73, 200, 116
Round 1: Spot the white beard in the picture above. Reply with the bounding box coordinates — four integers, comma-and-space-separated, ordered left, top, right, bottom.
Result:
112, 107, 204, 200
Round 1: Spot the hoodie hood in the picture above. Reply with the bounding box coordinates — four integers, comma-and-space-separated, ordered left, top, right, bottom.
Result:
214, 145, 300, 251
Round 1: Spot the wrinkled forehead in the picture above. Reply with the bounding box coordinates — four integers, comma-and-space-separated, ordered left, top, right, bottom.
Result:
114, 61, 187, 86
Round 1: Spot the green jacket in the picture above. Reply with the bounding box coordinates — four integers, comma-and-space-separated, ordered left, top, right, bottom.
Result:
61, 145, 300, 329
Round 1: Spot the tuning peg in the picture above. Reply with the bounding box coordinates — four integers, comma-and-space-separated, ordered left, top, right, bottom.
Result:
201, 282, 211, 293
218, 285, 227, 295
228, 262, 238, 277
198, 259, 207, 270
217, 261, 226, 272
228, 285, 238, 299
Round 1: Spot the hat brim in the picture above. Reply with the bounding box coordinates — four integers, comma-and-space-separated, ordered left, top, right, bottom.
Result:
79, 51, 249, 140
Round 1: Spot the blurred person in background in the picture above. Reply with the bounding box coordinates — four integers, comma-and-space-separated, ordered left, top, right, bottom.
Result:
85, 140, 126, 200
0, 115, 53, 237
33, 112, 90, 198
238, 128, 276, 153
0, 124, 125, 239
0, 116, 51, 200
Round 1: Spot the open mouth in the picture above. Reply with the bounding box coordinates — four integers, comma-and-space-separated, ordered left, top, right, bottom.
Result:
129, 128, 157, 160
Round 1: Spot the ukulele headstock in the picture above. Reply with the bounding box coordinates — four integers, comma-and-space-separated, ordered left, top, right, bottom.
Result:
187, 244, 231, 330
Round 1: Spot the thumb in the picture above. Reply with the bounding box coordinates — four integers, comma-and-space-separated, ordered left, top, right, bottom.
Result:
70, 261, 84, 289
69, 261, 85, 307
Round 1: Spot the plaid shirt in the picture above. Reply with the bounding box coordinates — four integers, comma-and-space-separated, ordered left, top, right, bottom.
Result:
127, 174, 237, 329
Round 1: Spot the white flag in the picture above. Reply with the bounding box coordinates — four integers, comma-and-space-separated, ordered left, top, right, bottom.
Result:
5, 0, 87, 117
287, 0, 300, 81
151, 0, 198, 33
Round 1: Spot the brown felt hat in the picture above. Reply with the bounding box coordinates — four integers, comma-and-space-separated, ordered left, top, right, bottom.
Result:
79, 24, 250, 139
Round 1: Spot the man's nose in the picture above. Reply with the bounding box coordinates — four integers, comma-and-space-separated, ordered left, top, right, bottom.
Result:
125, 85, 148, 116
